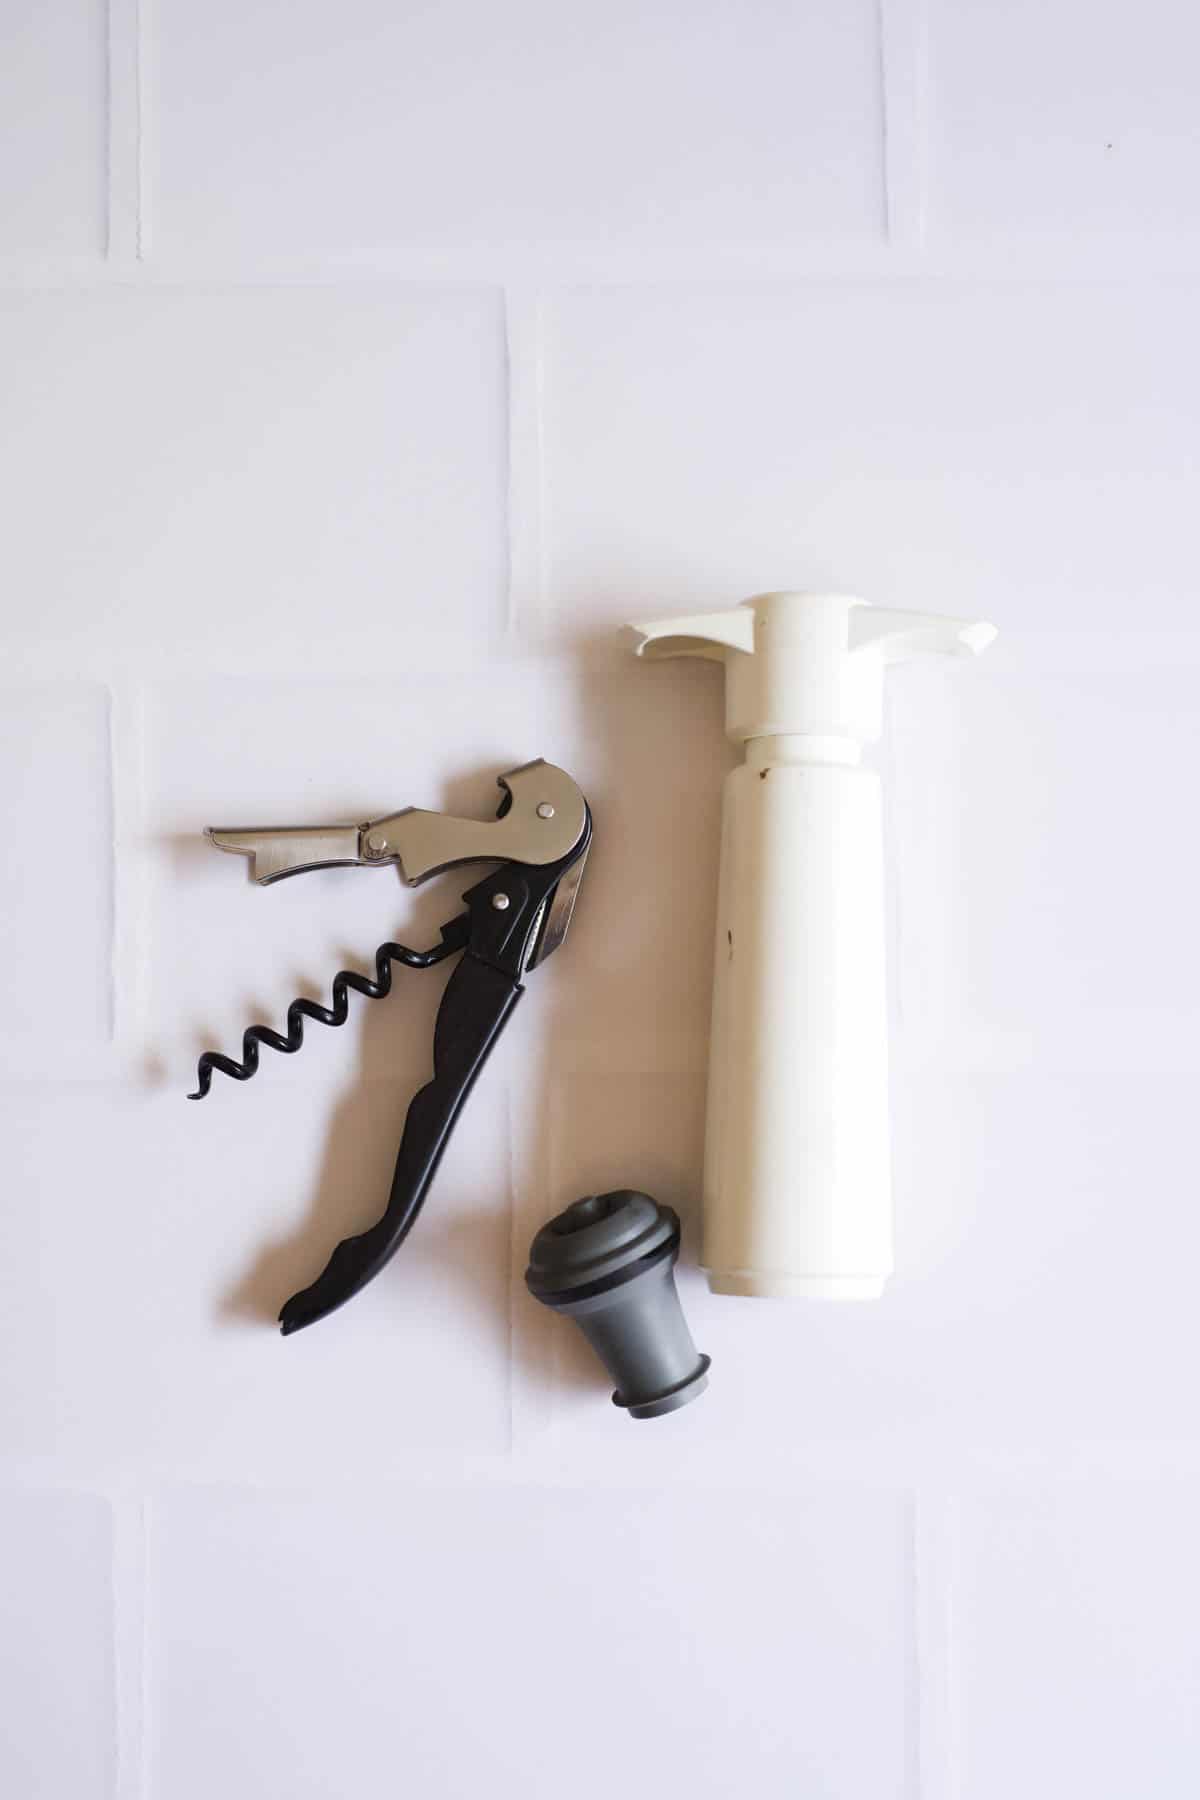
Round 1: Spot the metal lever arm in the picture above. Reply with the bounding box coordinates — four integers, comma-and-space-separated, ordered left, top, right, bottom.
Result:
208, 760, 585, 885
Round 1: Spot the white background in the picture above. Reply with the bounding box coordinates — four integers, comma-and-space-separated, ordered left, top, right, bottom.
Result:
2, 3, 1200, 1796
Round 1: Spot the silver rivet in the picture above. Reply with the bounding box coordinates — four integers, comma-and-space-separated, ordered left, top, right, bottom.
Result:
491, 892, 510, 911
536, 802, 555, 820
365, 830, 389, 856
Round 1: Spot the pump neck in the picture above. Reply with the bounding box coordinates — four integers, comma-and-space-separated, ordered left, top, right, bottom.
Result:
746, 734, 863, 770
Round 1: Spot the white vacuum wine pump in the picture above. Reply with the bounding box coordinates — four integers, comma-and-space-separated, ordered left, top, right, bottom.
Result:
627, 590, 995, 1301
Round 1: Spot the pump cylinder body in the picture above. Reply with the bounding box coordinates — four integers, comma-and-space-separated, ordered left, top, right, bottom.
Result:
703, 740, 892, 1299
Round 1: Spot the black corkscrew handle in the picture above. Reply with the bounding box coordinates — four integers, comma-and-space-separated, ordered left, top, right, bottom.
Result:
277, 823, 591, 1334
278, 949, 521, 1334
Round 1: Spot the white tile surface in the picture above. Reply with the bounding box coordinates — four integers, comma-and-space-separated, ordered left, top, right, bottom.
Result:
0, 1077, 513, 1475
0, 684, 111, 1050
888, 649, 1200, 1077
4, 1, 1200, 1789
150, 1484, 912, 1800
0, 288, 505, 656
151, 1075, 515, 1472
0, 1491, 114, 1798
153, 0, 885, 255
0, 0, 106, 255
956, 1485, 1200, 1800
882, 1070, 1200, 1446
927, 0, 1200, 248
542, 282, 1200, 639
0, 1090, 135, 1465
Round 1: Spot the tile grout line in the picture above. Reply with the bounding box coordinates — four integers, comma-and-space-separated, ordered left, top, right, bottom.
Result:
531, 296, 549, 631
108, 680, 151, 1051
502, 286, 548, 640
913, 1487, 960, 1800
6, 626, 1200, 686
506, 1040, 559, 1454
501, 280, 552, 1455
105, 0, 142, 264
103, 684, 119, 1044
111, 1493, 150, 1800
881, 689, 908, 1045
505, 1079, 519, 1458
945, 1495, 964, 1800
8, 246, 1200, 293
879, 0, 929, 251
139, 1498, 154, 1800
136, 0, 154, 259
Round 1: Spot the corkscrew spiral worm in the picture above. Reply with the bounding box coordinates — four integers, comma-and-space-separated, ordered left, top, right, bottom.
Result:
188, 914, 471, 1099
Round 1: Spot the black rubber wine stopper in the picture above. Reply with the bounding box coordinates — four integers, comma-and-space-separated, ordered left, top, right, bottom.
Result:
525, 1190, 710, 1420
